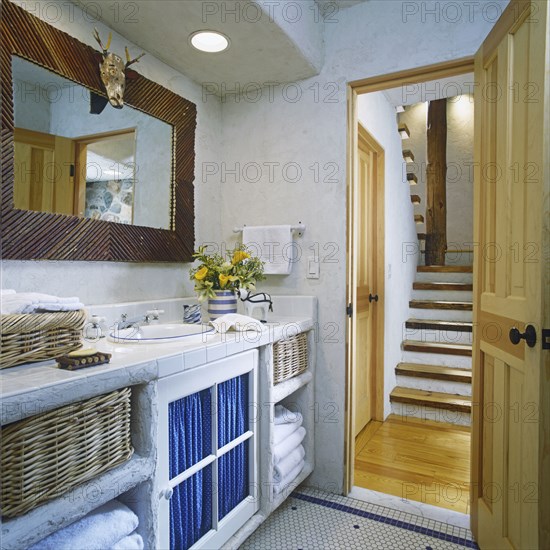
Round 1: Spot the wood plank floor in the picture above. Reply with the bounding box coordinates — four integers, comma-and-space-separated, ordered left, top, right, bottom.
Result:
354, 414, 471, 514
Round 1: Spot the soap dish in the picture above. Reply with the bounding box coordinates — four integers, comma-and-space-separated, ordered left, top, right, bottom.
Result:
57, 348, 112, 370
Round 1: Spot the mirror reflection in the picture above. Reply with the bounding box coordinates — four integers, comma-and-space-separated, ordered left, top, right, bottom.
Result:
12, 56, 173, 229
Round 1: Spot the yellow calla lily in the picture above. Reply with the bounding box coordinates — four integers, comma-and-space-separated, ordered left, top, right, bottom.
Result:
232, 250, 250, 264
219, 273, 230, 288
194, 267, 208, 280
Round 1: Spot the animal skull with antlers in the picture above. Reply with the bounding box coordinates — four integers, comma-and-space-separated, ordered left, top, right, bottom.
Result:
93, 29, 145, 109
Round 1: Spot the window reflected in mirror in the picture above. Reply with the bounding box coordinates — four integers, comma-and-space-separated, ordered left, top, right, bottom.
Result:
12, 56, 173, 229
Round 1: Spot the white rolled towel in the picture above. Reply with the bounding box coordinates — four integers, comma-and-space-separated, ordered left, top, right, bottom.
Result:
272, 427, 306, 465
273, 459, 305, 495
274, 404, 301, 425
110, 532, 144, 550
273, 413, 303, 445
273, 445, 305, 483
29, 500, 138, 550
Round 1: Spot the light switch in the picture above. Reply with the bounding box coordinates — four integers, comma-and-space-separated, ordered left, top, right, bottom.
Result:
307, 257, 320, 279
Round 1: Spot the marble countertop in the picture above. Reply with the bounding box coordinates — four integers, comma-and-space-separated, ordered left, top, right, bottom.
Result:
0, 316, 313, 425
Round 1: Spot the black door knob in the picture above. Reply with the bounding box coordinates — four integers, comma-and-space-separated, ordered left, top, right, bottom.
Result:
509, 325, 537, 348
369, 293, 379, 303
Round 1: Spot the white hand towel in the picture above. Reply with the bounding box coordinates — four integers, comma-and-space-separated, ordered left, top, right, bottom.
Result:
242, 225, 293, 275
273, 444, 306, 483
110, 532, 144, 550
274, 404, 301, 425
273, 459, 305, 495
272, 426, 306, 465
29, 500, 138, 550
210, 313, 266, 333
1, 292, 83, 314
273, 413, 303, 445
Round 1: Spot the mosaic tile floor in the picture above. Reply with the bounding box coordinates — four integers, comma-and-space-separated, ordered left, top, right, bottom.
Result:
240, 487, 478, 550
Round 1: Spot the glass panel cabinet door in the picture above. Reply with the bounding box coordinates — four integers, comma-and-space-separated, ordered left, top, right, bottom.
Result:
157, 350, 259, 550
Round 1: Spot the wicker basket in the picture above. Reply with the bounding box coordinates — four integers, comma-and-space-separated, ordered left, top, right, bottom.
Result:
0, 310, 87, 369
273, 332, 308, 385
1, 387, 133, 518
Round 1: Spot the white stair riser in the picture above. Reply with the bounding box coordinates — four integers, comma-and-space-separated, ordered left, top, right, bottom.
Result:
402, 350, 472, 369
403, 327, 473, 345
408, 308, 473, 322
395, 375, 472, 396
416, 272, 473, 283
391, 402, 471, 426
412, 289, 473, 301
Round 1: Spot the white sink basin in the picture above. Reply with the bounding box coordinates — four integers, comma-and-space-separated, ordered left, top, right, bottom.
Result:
108, 323, 214, 344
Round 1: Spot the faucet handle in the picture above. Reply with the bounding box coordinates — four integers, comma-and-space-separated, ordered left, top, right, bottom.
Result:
90, 315, 106, 327
146, 309, 164, 320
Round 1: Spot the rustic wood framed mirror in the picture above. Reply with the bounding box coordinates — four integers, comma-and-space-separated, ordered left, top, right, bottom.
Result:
1, 0, 196, 262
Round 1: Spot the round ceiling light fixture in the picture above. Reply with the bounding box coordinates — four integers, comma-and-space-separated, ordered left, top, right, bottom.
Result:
189, 30, 230, 53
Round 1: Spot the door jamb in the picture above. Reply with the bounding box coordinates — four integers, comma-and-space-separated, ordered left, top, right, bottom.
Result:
344, 56, 475, 495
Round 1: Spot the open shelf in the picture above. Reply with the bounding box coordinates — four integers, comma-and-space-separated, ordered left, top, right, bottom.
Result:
1, 454, 154, 550
272, 370, 313, 403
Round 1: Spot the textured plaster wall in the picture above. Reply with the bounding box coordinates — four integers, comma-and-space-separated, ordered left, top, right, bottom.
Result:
217, 0, 501, 492
357, 92, 418, 418
398, 93, 474, 247
2, 0, 223, 305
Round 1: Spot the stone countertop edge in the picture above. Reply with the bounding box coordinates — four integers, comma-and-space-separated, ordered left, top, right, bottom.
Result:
1, 317, 313, 425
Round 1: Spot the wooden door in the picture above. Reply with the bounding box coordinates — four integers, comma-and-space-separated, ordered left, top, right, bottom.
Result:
470, 1, 549, 548
14, 128, 75, 215
352, 126, 384, 437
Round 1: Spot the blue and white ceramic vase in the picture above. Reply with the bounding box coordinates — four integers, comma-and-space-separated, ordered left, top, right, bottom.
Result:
208, 290, 237, 320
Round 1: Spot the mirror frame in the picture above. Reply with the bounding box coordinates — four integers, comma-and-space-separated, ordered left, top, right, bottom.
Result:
1, 0, 196, 262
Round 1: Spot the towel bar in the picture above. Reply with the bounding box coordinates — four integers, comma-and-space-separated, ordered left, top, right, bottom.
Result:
233, 224, 306, 236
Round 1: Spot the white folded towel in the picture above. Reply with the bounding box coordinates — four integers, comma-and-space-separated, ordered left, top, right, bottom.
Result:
273, 413, 303, 445
273, 459, 305, 495
210, 313, 266, 333
274, 404, 301, 425
242, 225, 293, 275
273, 444, 305, 483
1, 292, 84, 315
272, 426, 306, 465
110, 532, 144, 550
29, 500, 138, 550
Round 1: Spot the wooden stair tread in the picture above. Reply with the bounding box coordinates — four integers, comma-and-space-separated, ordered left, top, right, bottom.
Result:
417, 265, 473, 273
413, 282, 473, 291
390, 387, 472, 413
414, 214, 424, 223
417, 233, 426, 240
403, 340, 472, 356
409, 300, 472, 311
410, 195, 421, 204
406, 319, 473, 332
396, 363, 472, 383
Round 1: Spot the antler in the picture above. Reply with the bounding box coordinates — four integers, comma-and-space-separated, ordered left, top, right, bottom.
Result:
93, 28, 112, 54
125, 47, 146, 68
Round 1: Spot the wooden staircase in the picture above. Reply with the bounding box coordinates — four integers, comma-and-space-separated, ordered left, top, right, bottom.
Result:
390, 265, 473, 425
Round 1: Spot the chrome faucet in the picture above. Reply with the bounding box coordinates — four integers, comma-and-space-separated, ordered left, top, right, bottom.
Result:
116, 309, 164, 330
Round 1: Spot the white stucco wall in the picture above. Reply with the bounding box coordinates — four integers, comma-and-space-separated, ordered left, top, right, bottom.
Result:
216, 0, 502, 493
357, 92, 418, 419
2, 0, 223, 305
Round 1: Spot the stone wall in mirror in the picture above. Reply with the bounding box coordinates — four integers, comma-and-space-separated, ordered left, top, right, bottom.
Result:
12, 56, 172, 230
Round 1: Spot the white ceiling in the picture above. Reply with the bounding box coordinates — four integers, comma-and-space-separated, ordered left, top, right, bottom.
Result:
72, 0, 370, 92
75, 0, 355, 90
